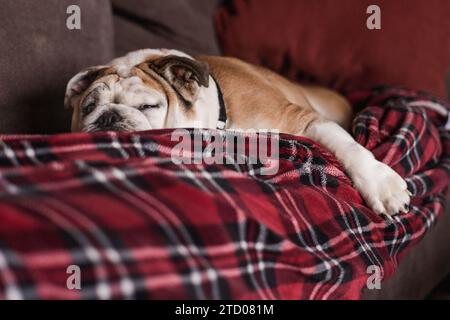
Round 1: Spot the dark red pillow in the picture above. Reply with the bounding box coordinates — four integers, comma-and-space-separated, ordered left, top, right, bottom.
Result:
215, 0, 450, 98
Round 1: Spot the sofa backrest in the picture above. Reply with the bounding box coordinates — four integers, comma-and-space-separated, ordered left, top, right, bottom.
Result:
0, 0, 114, 134
111, 0, 221, 56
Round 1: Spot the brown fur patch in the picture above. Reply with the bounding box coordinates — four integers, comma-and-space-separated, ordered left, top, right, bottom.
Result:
135, 61, 198, 120
196, 55, 351, 134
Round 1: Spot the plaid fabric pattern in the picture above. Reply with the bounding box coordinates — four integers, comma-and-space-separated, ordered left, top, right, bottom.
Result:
0, 87, 448, 300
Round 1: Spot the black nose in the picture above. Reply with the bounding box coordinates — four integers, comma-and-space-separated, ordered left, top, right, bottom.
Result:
96, 111, 122, 127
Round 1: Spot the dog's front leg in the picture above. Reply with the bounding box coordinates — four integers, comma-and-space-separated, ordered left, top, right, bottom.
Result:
303, 119, 410, 216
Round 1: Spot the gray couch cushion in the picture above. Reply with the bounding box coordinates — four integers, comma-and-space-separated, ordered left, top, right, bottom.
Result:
0, 0, 114, 134
112, 0, 221, 56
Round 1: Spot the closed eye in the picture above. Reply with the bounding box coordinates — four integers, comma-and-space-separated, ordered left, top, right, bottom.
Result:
82, 102, 96, 116
138, 104, 159, 111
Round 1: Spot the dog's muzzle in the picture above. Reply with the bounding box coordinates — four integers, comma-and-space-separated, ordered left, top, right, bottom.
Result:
93, 110, 125, 131
95, 110, 122, 127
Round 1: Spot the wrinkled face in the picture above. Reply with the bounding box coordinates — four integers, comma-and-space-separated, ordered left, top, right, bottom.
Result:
75, 73, 168, 132
65, 49, 211, 133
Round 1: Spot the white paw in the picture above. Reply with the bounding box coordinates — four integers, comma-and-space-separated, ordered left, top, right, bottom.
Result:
351, 161, 411, 216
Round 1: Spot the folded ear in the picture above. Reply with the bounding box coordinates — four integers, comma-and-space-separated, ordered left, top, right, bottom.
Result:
64, 66, 108, 109
145, 55, 210, 105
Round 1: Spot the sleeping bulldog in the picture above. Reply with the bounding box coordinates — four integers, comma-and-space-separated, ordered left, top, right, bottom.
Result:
65, 48, 411, 217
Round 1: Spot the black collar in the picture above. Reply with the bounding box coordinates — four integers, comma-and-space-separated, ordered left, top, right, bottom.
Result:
211, 76, 227, 130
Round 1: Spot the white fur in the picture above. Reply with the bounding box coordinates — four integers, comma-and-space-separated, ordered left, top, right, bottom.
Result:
79, 75, 161, 132
108, 49, 221, 129
109, 49, 192, 78
71, 49, 222, 132
305, 121, 410, 216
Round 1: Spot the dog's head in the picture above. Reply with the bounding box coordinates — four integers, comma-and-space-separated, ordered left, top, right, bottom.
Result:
65, 49, 214, 132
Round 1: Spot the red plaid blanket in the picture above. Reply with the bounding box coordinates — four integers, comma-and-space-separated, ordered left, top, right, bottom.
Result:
0, 87, 448, 300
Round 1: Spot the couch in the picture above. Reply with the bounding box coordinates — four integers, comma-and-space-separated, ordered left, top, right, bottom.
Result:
0, 0, 448, 299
